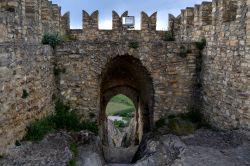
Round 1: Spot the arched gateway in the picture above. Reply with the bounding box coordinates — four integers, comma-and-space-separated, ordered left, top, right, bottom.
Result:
99, 55, 154, 145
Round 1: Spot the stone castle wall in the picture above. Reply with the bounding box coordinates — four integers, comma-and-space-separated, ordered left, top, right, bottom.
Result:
0, 0, 250, 155
55, 41, 198, 122
0, 43, 55, 154
0, 0, 70, 43
169, 0, 250, 129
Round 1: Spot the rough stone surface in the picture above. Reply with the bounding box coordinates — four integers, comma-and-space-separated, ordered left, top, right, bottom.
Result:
0, 0, 250, 155
169, 0, 250, 129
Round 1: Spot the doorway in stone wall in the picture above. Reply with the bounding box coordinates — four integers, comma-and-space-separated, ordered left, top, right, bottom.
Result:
105, 94, 138, 148
99, 55, 154, 164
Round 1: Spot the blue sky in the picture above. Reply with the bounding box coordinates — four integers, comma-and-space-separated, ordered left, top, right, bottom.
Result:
51, 0, 211, 30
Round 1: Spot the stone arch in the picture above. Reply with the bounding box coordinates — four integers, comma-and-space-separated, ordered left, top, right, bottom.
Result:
99, 55, 154, 146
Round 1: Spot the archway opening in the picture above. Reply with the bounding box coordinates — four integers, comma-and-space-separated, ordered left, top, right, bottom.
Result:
105, 94, 137, 148
99, 55, 154, 163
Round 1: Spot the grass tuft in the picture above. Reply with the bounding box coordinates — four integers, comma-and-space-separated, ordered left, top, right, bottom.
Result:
24, 100, 98, 142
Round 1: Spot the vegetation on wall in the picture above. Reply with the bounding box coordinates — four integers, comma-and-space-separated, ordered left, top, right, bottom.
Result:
164, 31, 175, 41
22, 89, 29, 99
53, 66, 66, 76
128, 41, 139, 49
179, 46, 191, 58
42, 33, 63, 48
24, 100, 98, 142
68, 143, 78, 166
195, 38, 207, 50
155, 106, 211, 135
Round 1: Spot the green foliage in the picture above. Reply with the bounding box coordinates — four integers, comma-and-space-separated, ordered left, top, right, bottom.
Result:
111, 108, 135, 118
155, 118, 165, 128
53, 66, 66, 76
63, 33, 77, 42
113, 120, 126, 128
70, 143, 78, 157
79, 121, 98, 135
0, 155, 4, 159
24, 116, 55, 141
196, 38, 207, 50
42, 33, 63, 48
164, 31, 175, 41
179, 46, 190, 58
24, 100, 98, 142
68, 159, 76, 166
22, 89, 29, 99
129, 41, 139, 49
15, 140, 21, 146
168, 118, 196, 136
68, 141, 78, 166
166, 106, 212, 134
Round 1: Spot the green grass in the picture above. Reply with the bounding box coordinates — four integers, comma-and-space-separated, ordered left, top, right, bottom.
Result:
106, 94, 136, 117
110, 94, 134, 106
24, 100, 98, 142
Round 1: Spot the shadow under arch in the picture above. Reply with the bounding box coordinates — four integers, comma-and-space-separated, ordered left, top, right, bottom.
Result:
99, 55, 154, 146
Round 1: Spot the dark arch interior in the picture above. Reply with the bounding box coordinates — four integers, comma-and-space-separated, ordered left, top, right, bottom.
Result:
99, 55, 154, 146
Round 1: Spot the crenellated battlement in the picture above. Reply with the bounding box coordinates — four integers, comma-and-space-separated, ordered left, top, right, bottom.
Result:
0, 0, 69, 42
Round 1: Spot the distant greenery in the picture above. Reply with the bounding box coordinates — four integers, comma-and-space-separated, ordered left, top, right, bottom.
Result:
113, 120, 127, 128
196, 38, 207, 50
68, 143, 78, 166
106, 95, 135, 117
112, 107, 135, 118
24, 100, 98, 142
110, 94, 134, 106
129, 41, 139, 49
164, 31, 175, 41
42, 33, 63, 48
22, 89, 29, 99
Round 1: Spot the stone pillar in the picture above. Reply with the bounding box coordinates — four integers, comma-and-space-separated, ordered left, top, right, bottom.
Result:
112, 11, 128, 30
199, 2, 212, 26
246, 0, 250, 45
141, 11, 157, 31
51, 4, 61, 34
194, 5, 200, 28
61, 12, 70, 34
82, 10, 99, 31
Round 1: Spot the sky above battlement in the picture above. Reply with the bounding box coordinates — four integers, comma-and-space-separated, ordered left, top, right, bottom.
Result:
51, 0, 211, 30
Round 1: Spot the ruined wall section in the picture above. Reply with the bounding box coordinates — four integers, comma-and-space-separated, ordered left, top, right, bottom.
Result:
0, 43, 55, 154
169, 0, 250, 129
0, 0, 70, 43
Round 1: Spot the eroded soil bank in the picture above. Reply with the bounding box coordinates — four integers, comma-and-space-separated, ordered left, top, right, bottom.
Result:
0, 129, 249, 166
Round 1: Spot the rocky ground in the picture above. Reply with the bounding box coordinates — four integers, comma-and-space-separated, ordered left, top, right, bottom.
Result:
0, 129, 249, 166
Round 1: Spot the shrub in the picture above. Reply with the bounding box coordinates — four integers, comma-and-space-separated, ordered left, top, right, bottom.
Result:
79, 121, 98, 135
179, 46, 189, 58
15, 140, 21, 146
113, 120, 126, 128
22, 89, 29, 99
129, 41, 139, 49
196, 38, 206, 50
24, 100, 98, 141
24, 116, 55, 141
164, 31, 175, 41
155, 118, 165, 128
53, 66, 66, 76
168, 118, 196, 136
112, 108, 134, 118
42, 33, 63, 48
